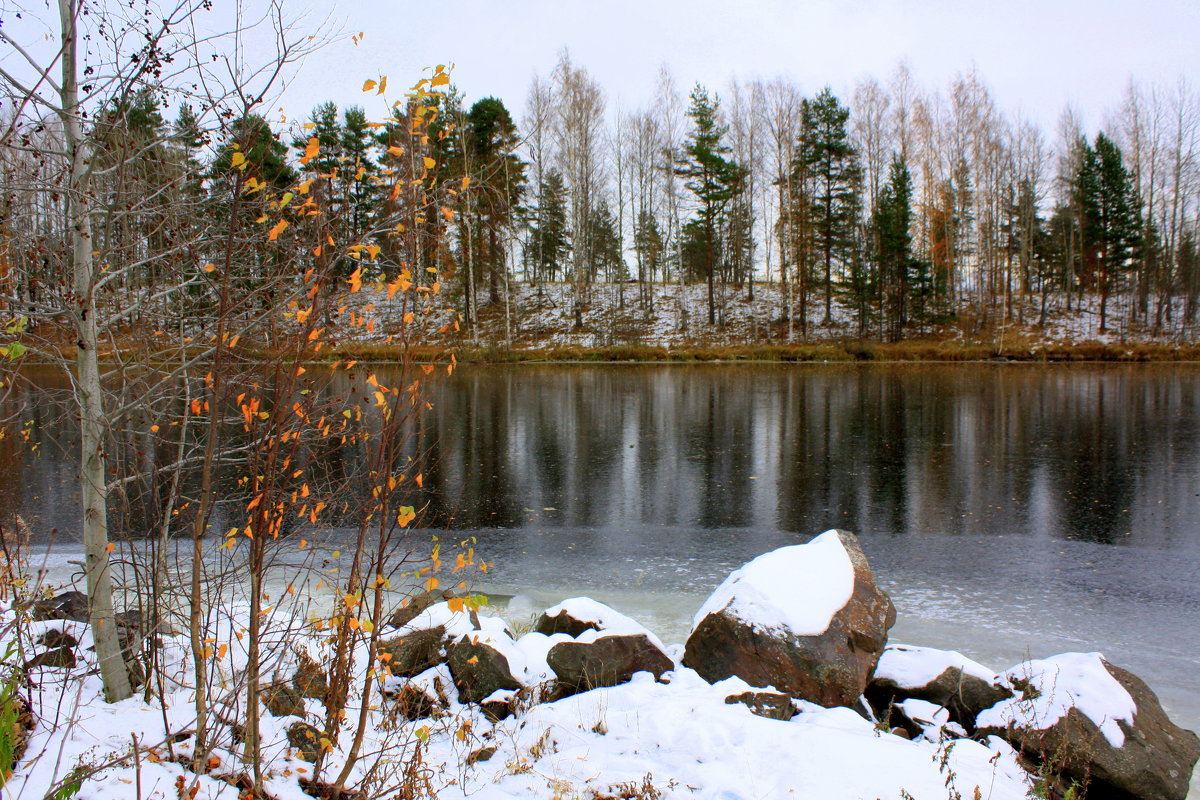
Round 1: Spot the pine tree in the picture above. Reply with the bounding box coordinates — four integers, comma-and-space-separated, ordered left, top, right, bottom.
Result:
465, 97, 526, 304
677, 84, 742, 325
633, 210, 664, 286
873, 153, 914, 339
795, 87, 862, 324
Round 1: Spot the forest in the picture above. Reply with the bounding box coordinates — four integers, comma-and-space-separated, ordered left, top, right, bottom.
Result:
4, 42, 1200, 352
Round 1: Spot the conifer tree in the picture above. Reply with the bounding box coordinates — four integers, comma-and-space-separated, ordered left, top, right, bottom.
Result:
678, 84, 742, 325
796, 87, 862, 324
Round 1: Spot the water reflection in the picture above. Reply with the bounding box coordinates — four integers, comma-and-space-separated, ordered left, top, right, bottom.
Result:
8, 364, 1200, 552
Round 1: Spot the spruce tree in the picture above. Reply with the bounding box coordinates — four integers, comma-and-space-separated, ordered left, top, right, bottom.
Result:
677, 84, 742, 325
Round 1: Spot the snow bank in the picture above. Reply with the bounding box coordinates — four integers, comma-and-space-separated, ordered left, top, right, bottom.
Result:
977, 652, 1137, 748
692, 530, 854, 637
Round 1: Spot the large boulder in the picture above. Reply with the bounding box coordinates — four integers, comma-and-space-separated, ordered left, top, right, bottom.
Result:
976, 653, 1200, 800
867, 644, 1011, 729
534, 597, 626, 638
683, 530, 895, 709
31, 591, 89, 622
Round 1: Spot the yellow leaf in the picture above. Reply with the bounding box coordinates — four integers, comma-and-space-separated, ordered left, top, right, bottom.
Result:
432, 74, 450, 87
466, 655, 479, 665
217, 643, 229, 659
440, 207, 453, 221
425, 576, 440, 592
423, 156, 436, 169
461, 175, 471, 190
377, 75, 387, 95
447, 597, 465, 613
347, 267, 363, 293
231, 151, 246, 169
387, 145, 405, 157
362, 79, 377, 92
268, 219, 289, 241
203, 263, 217, 273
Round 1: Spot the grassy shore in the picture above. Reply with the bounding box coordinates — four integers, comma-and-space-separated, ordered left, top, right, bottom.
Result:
326, 337, 1200, 364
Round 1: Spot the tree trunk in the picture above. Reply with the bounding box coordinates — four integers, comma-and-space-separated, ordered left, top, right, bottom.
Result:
61, 0, 132, 703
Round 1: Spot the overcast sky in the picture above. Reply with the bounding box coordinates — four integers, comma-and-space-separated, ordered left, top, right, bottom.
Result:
264, 0, 1199, 134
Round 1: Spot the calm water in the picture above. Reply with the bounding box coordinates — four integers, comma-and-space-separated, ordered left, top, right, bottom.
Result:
7, 363, 1200, 780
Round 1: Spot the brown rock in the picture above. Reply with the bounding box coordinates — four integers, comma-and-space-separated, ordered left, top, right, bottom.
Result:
36, 629, 78, 649
376, 627, 451, 678
547, 633, 672, 697
286, 721, 323, 763
293, 654, 328, 701
724, 691, 798, 721
25, 647, 76, 669
534, 610, 601, 638
446, 635, 522, 705
263, 680, 305, 717
386, 588, 458, 629
683, 531, 895, 709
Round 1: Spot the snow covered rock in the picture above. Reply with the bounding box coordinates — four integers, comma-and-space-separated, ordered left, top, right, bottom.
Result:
976, 653, 1200, 800
683, 530, 895, 709
385, 587, 459, 629
867, 644, 1010, 729
532, 598, 673, 698
535, 596, 637, 638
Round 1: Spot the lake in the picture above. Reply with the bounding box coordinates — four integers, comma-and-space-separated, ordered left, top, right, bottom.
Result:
8, 362, 1200, 777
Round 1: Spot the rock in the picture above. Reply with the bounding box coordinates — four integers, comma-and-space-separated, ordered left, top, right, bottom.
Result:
888, 698, 969, 744
392, 684, 438, 720
263, 680, 305, 717
36, 629, 78, 649
466, 746, 497, 766
381, 664, 455, 720
386, 588, 458, 629
293, 653, 328, 701
31, 591, 89, 622
724, 691, 798, 721
446, 632, 523, 705
547, 634, 672, 696
534, 598, 611, 638
377, 627, 452, 678
867, 644, 1010, 729
479, 689, 519, 721
976, 653, 1200, 800
286, 721, 323, 763
683, 530, 895, 709
24, 647, 76, 670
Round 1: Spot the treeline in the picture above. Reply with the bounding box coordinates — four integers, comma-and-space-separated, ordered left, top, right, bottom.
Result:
4, 52, 1200, 343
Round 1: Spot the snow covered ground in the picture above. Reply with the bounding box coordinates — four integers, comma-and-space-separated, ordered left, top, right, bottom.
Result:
1, 598, 1036, 800
334, 279, 1200, 351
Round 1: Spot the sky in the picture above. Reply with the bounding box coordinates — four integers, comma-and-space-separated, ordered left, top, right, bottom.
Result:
1, 0, 1196, 135
262, 0, 1200, 134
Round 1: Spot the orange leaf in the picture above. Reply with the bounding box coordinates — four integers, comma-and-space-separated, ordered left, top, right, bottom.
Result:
300, 137, 319, 166
362, 79, 377, 92
105, 542, 115, 553
268, 219, 289, 241
347, 267, 363, 293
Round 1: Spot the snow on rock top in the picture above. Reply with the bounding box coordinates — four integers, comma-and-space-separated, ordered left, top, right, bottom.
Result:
541, 596, 669, 652
977, 652, 1137, 748
693, 530, 855, 637
876, 644, 997, 688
